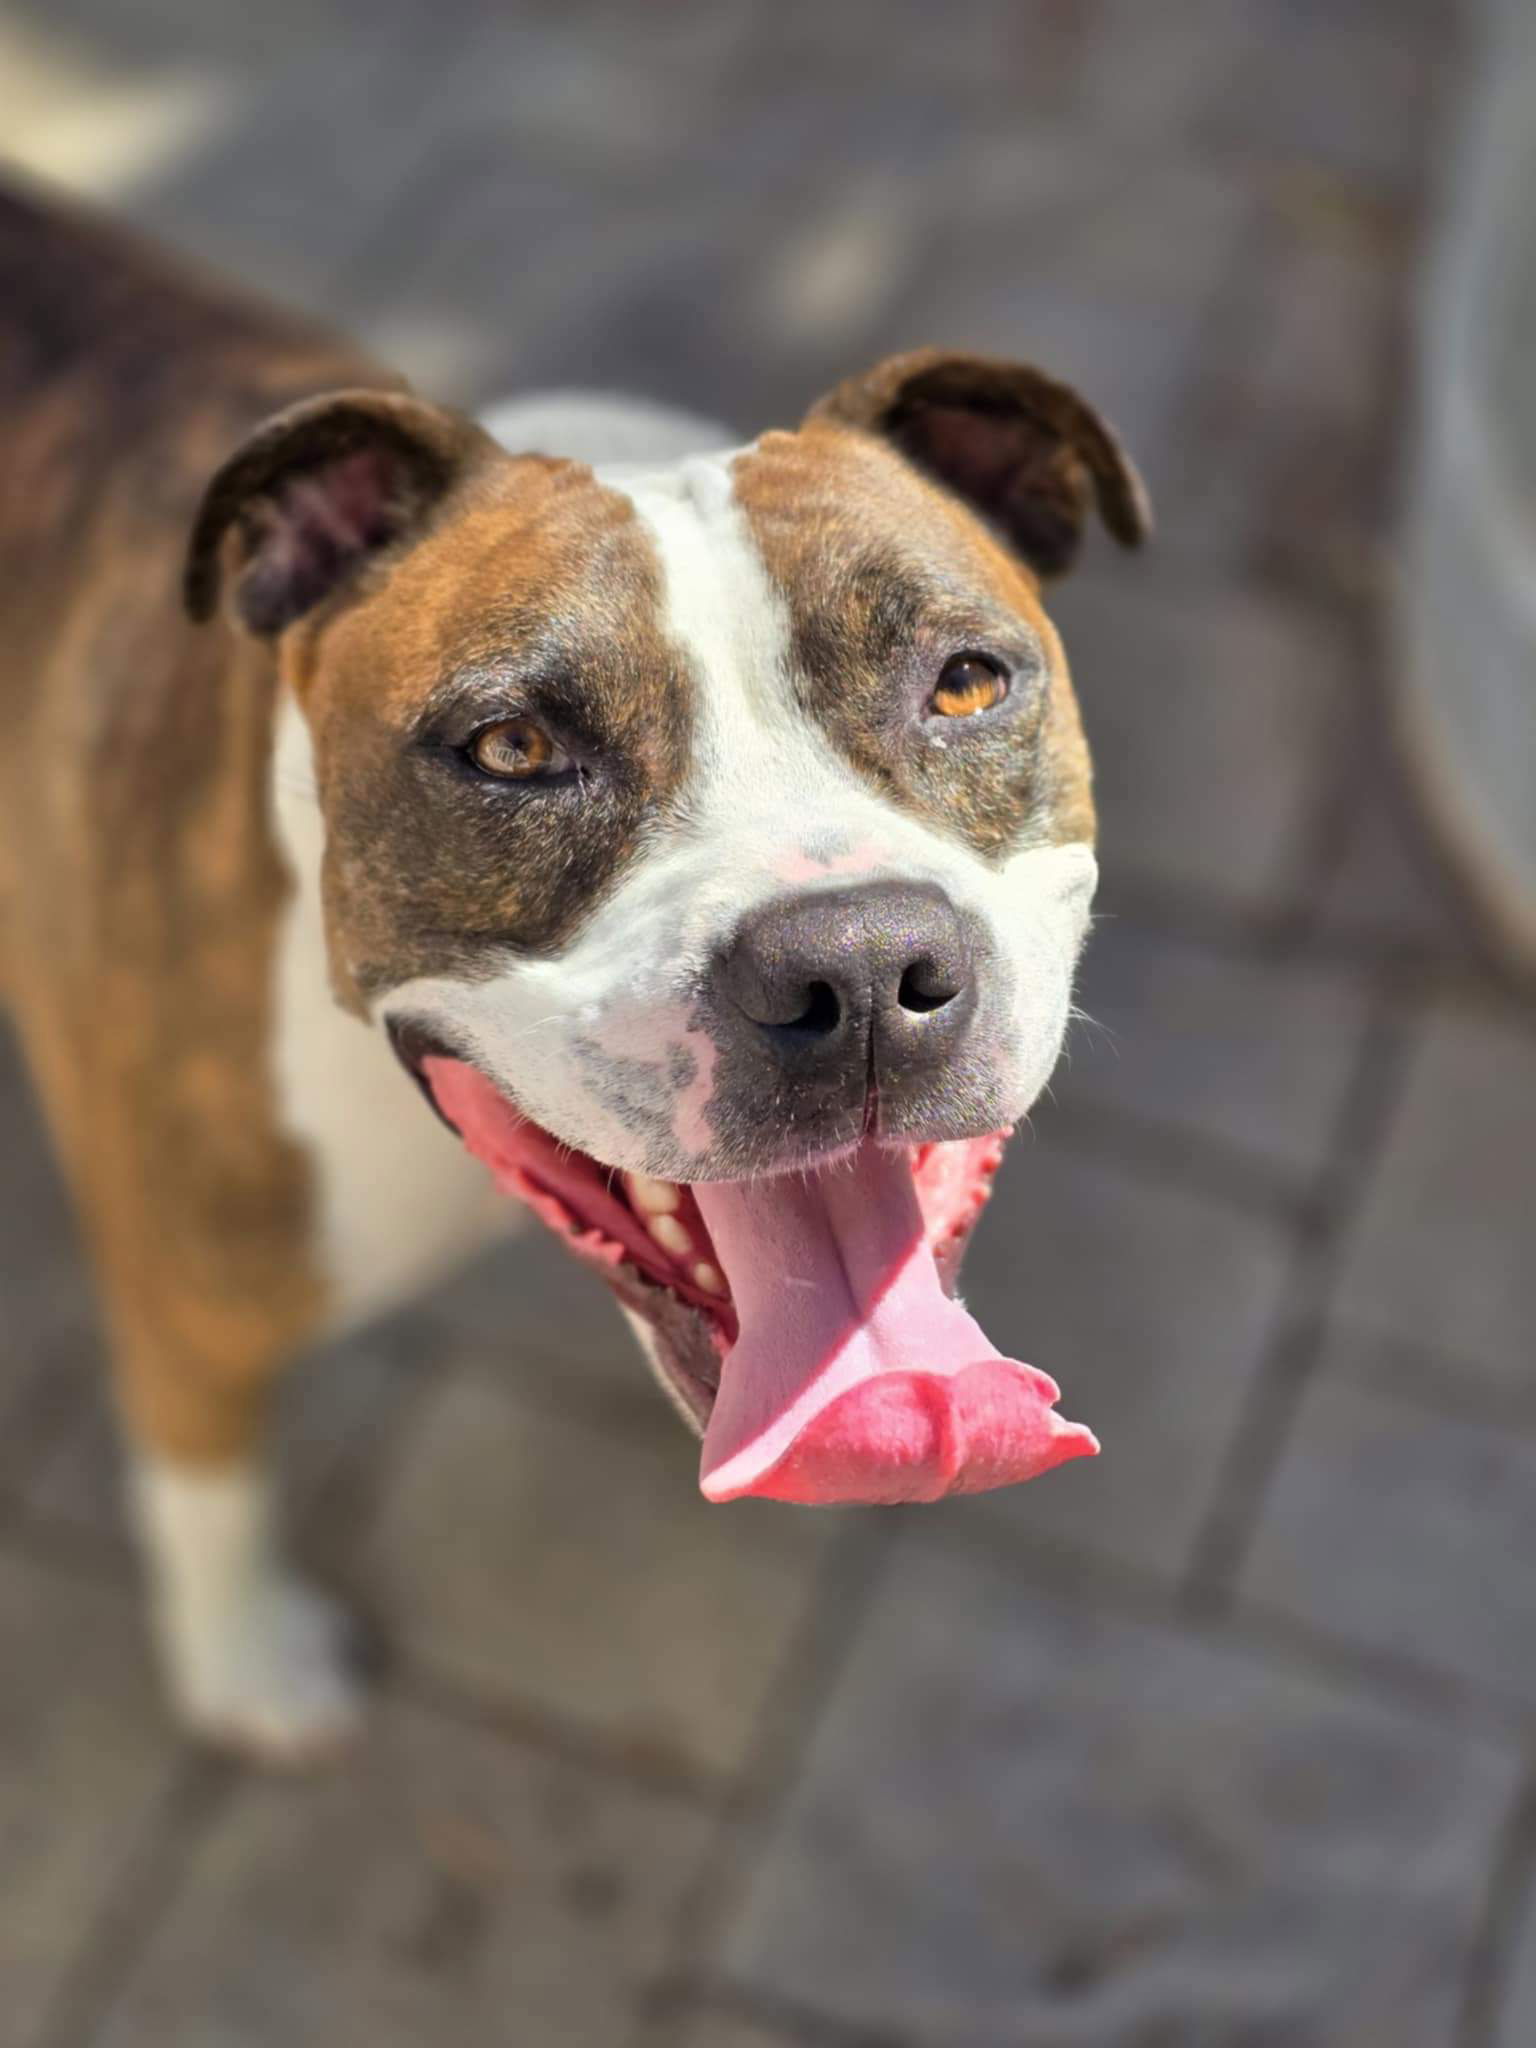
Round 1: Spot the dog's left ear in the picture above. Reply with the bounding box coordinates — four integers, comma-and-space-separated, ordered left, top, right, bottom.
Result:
808, 348, 1151, 577
185, 388, 498, 635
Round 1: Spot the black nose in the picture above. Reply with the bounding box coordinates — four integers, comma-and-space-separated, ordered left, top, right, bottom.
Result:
716, 880, 976, 1076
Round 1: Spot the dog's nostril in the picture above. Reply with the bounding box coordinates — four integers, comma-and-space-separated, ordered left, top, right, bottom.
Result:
782, 980, 842, 1038
897, 960, 962, 1015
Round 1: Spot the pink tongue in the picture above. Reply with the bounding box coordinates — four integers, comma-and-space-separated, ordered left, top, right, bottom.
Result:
694, 1144, 1096, 1505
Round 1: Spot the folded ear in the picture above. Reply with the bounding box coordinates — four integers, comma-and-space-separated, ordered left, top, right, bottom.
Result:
185, 389, 498, 635
807, 348, 1151, 577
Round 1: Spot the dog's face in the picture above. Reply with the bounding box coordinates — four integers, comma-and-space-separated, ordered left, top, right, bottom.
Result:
189, 352, 1145, 1182
189, 351, 1148, 1498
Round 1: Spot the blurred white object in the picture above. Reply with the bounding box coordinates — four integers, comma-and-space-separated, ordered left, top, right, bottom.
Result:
1399, 0, 1536, 973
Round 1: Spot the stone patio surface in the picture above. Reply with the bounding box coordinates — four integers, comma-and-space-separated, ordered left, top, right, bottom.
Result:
4, 2, 1535, 2043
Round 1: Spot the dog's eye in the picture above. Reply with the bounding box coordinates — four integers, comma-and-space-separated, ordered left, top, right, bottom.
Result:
929, 654, 1009, 719
467, 716, 569, 780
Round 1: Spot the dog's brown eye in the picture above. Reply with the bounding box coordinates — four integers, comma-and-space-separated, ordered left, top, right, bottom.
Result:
468, 717, 566, 779
930, 655, 1008, 719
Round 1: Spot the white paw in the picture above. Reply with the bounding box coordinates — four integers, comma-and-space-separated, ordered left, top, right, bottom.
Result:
134, 1457, 367, 1765
163, 1574, 365, 1766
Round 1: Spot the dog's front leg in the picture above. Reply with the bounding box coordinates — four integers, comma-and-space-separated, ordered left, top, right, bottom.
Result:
103, 1264, 364, 1764
131, 1437, 361, 1767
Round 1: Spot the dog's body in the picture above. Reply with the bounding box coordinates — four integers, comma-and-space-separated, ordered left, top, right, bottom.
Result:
0, 183, 1146, 1756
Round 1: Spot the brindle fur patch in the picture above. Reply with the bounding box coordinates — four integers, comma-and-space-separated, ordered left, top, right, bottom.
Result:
0, 177, 389, 1459
284, 453, 693, 1006
732, 421, 1095, 860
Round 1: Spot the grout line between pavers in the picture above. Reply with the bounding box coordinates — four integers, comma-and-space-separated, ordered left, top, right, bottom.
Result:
1037, 1091, 1314, 1227
683, 1977, 915, 2048
0, 1348, 94, 1525
935, 1505, 1532, 1755
0, 1506, 135, 1590
631, 1511, 898, 2048
27, 1752, 237, 2048
24, 1447, 1530, 1842
1327, 1321, 1536, 1438
1458, 1768, 1536, 2048
1271, 642, 1388, 956
443, 1345, 688, 1449
294, 1317, 473, 1570
1179, 965, 1425, 1606
390, 1656, 725, 1811
1287, 656, 1403, 934
1100, 866, 1529, 1002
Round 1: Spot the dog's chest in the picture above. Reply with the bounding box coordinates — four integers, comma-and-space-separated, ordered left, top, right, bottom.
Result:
270, 698, 512, 1334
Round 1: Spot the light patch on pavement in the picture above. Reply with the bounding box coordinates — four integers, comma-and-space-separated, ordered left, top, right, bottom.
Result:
758, 175, 918, 346
0, 17, 235, 196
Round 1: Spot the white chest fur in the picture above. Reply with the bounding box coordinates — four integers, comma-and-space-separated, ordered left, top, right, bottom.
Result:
269, 695, 510, 1334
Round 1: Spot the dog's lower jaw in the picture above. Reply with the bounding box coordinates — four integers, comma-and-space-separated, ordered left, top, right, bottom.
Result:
620, 1304, 711, 1435
132, 1455, 363, 1764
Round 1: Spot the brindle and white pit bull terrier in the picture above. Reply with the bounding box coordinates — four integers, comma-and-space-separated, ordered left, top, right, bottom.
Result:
0, 180, 1149, 1759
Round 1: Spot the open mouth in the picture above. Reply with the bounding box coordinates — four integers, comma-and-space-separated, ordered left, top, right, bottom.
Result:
407, 1045, 1097, 1506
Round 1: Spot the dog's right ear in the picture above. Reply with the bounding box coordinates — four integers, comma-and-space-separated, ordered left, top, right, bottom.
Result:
185, 389, 497, 636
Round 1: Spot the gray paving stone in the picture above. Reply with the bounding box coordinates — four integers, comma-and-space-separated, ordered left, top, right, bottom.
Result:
735, 0, 1085, 100
0, 1029, 96, 1402
1311, 744, 1482, 960
29, 24, 461, 324
18, 1368, 143, 1554
343, 143, 773, 425
937, 141, 1250, 316
737, 165, 929, 362
1244, 1361, 1536, 1703
95, 1695, 710, 2048
676, 2007, 821, 2048
367, 1374, 839, 1781
884, 139, 1249, 484
1332, 997, 1536, 1387
1050, 572, 1351, 917
18, 1313, 426, 1559
1063, 923, 1371, 1181
0, 2, 1492, 2038
413, 1232, 643, 1400
1208, 10, 1448, 196
1172, 182, 1403, 591
1079, 0, 1264, 147
1083, 0, 1445, 195
17, 0, 400, 75
0, 1552, 181, 2048
19, 1286, 434, 1556
955, 1136, 1290, 1580
1495, 1865, 1536, 2048
714, 1534, 1520, 2048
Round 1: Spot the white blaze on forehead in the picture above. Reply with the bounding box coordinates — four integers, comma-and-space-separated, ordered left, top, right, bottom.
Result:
609, 451, 1092, 913
613, 452, 848, 826
609, 452, 960, 884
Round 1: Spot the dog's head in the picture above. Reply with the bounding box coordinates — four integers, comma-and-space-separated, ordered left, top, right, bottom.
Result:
188, 349, 1148, 1504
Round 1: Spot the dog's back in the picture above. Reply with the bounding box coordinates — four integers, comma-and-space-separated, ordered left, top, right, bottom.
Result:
0, 183, 387, 1476
0, 179, 374, 974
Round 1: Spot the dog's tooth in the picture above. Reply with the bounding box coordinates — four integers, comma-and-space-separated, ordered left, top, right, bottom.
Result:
648, 1213, 692, 1258
625, 1172, 680, 1216
693, 1261, 727, 1297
